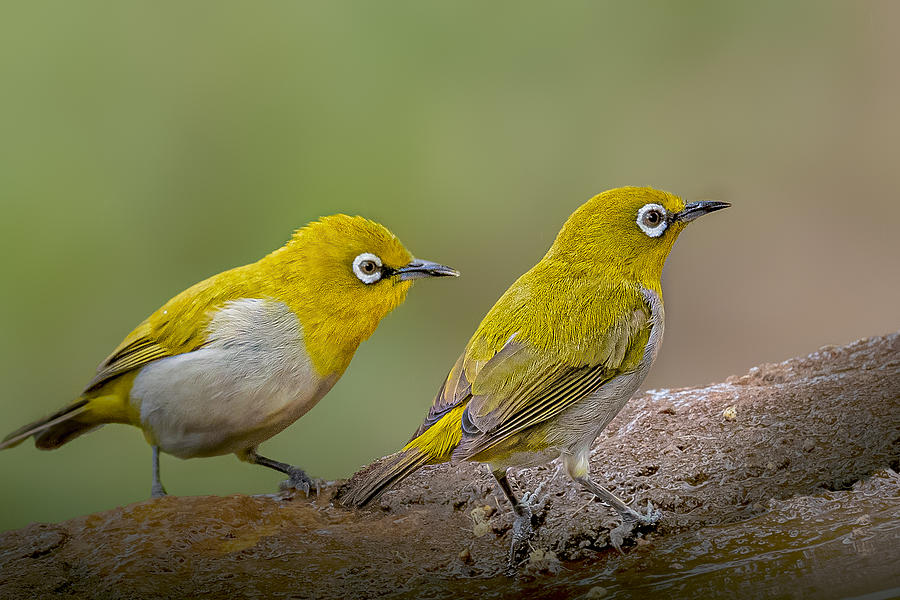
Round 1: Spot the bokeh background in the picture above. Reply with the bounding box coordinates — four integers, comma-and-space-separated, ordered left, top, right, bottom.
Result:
1, 1, 898, 531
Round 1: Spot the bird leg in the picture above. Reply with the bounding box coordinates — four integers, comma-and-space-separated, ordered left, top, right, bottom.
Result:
240, 448, 317, 495
574, 476, 661, 552
150, 445, 167, 498
493, 468, 549, 574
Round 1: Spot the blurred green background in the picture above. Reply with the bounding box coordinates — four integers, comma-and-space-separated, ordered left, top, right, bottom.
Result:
1, 1, 898, 531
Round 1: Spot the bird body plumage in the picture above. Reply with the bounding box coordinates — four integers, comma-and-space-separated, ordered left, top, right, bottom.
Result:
2, 214, 457, 496
341, 187, 729, 569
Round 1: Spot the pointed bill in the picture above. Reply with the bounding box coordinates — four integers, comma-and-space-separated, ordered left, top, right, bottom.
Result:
395, 259, 460, 281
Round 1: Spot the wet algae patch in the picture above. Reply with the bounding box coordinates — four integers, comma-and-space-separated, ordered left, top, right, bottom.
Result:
1, 334, 898, 599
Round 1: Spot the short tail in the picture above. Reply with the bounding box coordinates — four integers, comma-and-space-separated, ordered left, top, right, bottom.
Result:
339, 447, 432, 507
0, 399, 95, 451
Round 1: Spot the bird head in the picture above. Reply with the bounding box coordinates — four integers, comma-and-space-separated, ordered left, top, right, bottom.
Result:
548, 186, 729, 285
269, 214, 458, 375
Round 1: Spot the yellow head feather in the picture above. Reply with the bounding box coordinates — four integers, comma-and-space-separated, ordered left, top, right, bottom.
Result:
260, 214, 416, 376
466, 187, 692, 364
547, 186, 687, 289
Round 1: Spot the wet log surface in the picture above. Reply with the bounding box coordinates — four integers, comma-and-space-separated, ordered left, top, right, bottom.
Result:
2, 334, 898, 599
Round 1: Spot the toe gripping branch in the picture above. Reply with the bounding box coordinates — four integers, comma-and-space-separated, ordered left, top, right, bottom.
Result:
576, 476, 661, 552
492, 470, 551, 573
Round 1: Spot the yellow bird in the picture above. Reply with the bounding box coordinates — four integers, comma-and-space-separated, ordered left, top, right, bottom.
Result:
1, 215, 458, 497
342, 187, 728, 566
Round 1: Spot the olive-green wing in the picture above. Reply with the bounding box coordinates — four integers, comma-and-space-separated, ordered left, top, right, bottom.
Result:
451, 344, 613, 459
452, 308, 651, 460
86, 328, 170, 390
410, 351, 471, 439
82, 320, 209, 393
414, 327, 559, 440
81, 270, 248, 393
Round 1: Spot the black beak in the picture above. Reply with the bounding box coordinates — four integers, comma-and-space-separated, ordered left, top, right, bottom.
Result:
675, 201, 731, 223
394, 259, 460, 281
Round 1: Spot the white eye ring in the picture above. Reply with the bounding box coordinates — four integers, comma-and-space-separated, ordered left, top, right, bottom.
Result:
352, 252, 383, 284
636, 203, 668, 238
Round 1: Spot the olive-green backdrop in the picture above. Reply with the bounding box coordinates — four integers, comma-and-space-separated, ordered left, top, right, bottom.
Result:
2, 1, 898, 531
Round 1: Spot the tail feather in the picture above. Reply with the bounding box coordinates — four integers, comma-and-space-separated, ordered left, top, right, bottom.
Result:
0, 399, 91, 451
339, 448, 432, 507
341, 404, 468, 507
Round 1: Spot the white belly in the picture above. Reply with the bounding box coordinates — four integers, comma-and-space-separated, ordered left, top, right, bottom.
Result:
130, 299, 333, 459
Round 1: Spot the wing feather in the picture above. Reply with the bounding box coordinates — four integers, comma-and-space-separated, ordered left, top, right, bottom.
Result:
410, 276, 655, 461
451, 311, 649, 459
81, 266, 255, 393
83, 333, 207, 393
455, 358, 615, 458
411, 352, 471, 439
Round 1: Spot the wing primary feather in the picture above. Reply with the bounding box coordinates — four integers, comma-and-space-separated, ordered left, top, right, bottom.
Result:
480, 363, 593, 433
493, 363, 610, 436
460, 362, 612, 458
491, 363, 609, 435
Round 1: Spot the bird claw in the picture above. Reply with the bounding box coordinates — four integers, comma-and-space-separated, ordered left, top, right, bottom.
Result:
278, 468, 319, 496
519, 481, 550, 512
610, 500, 661, 553
633, 499, 662, 526
506, 480, 550, 575
150, 484, 167, 499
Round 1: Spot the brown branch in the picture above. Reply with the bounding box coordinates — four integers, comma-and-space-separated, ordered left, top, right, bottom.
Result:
1, 334, 898, 599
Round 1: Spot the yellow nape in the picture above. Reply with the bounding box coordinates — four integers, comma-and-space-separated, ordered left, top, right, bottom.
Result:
404, 404, 467, 463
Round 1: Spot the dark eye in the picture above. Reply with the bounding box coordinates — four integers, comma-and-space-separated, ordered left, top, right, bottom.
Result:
643, 210, 661, 226
352, 252, 384, 284
636, 203, 669, 237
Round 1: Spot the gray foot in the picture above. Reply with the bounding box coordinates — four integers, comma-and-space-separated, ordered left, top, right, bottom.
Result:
506, 481, 549, 575
278, 467, 319, 496
609, 499, 661, 552
151, 482, 167, 499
